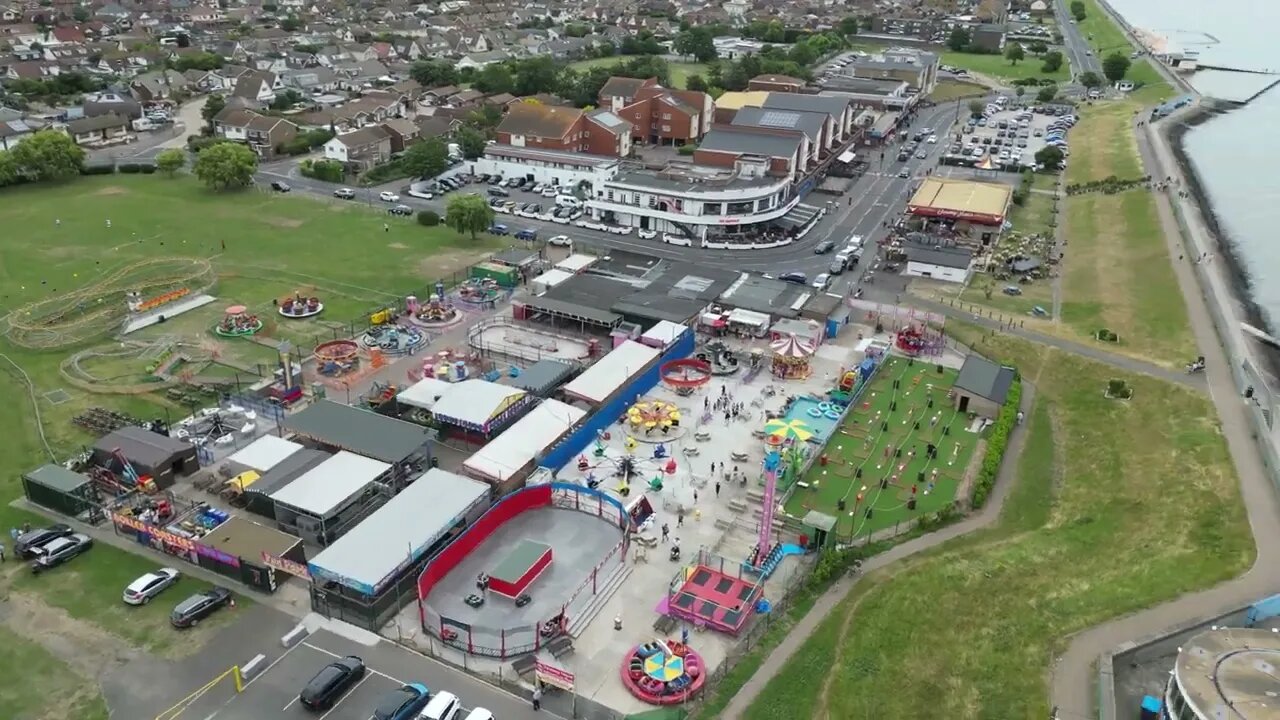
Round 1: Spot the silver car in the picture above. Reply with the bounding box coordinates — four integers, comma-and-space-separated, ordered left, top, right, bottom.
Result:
123, 567, 180, 605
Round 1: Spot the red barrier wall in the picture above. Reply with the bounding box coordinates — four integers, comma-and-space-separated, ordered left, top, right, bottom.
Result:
416, 483, 553, 603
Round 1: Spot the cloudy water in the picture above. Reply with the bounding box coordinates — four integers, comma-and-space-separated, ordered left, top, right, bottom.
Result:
1105, 0, 1280, 328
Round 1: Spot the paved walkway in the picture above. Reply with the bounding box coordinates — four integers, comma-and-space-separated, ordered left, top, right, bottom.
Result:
721, 384, 1036, 718
1046, 111, 1280, 720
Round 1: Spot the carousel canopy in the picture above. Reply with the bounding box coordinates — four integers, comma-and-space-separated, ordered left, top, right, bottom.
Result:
770, 333, 815, 359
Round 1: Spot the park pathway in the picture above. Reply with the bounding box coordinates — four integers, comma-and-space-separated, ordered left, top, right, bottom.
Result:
720, 384, 1036, 718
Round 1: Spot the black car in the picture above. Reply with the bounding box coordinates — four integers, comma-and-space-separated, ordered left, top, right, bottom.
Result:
30, 533, 92, 573
813, 240, 835, 254
299, 656, 366, 711
171, 586, 233, 628
16, 524, 73, 558
779, 271, 808, 285
270, 181, 291, 192
388, 205, 414, 216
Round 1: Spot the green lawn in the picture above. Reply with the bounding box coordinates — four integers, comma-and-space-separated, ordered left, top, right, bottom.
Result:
1074, 0, 1173, 98
959, 271, 1055, 318
927, 79, 989, 103
941, 51, 1070, 82
566, 58, 710, 89
742, 329, 1253, 719
783, 357, 978, 538
0, 626, 108, 720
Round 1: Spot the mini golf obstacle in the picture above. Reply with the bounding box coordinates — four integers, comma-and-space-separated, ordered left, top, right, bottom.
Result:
664, 559, 763, 635
213, 305, 263, 337
484, 539, 553, 599
278, 292, 324, 319
621, 639, 707, 705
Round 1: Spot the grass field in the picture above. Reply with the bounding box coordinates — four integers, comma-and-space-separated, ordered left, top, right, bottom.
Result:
927, 79, 989, 103
566, 58, 710, 89
959, 271, 1055, 317
783, 357, 979, 538
941, 51, 1070, 82
742, 329, 1253, 719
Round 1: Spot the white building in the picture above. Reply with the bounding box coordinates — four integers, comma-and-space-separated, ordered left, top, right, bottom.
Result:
465, 144, 619, 189
903, 245, 973, 284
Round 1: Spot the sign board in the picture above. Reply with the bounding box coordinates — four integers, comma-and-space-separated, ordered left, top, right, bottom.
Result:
111, 512, 196, 555
261, 551, 312, 580
535, 660, 574, 691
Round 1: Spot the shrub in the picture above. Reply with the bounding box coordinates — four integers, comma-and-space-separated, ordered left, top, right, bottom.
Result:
677, 144, 697, 156
971, 378, 1021, 509
1106, 379, 1133, 399
1095, 328, 1119, 342
81, 164, 115, 176
1011, 190, 1027, 206
418, 210, 440, 226
118, 163, 140, 173
299, 158, 344, 183
187, 135, 222, 153
139, 164, 156, 174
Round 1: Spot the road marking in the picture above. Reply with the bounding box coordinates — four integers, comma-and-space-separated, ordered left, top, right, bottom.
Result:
302, 642, 406, 685
316, 675, 370, 720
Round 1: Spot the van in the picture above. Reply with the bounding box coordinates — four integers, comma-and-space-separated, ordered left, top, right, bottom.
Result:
555, 195, 580, 208
419, 691, 462, 720
486, 187, 509, 197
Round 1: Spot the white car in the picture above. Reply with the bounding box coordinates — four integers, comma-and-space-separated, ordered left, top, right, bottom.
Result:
812, 273, 831, 291
537, 211, 554, 222
378, 191, 400, 202
123, 567, 180, 605
638, 229, 657, 239
531, 183, 545, 193
926, 135, 938, 144
548, 235, 573, 246
541, 187, 557, 198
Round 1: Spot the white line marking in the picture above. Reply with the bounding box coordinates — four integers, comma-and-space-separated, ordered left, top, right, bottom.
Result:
282, 695, 299, 712
302, 642, 406, 685
317, 675, 370, 720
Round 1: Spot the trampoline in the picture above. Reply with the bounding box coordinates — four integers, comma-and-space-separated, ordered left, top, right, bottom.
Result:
487, 539, 553, 598
666, 564, 762, 635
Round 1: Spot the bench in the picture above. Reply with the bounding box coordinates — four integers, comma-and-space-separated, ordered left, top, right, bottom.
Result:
511, 654, 537, 677
714, 518, 732, 530
548, 636, 574, 658
727, 499, 748, 513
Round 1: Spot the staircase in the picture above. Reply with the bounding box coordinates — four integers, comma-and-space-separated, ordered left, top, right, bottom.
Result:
566, 561, 632, 639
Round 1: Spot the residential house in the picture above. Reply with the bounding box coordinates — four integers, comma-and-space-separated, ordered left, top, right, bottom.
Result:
282, 67, 339, 94
331, 95, 403, 130
495, 102, 632, 157
599, 76, 712, 146
415, 115, 459, 141
448, 89, 484, 106
0, 118, 36, 149
455, 50, 506, 70
83, 92, 142, 120
130, 69, 189, 102
379, 118, 420, 153
183, 68, 233, 93
323, 125, 393, 171
230, 70, 278, 109
65, 113, 129, 145
212, 106, 298, 157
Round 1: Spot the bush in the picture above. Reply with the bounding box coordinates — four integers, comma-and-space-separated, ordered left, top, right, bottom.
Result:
417, 210, 440, 226
1106, 379, 1133, 399
299, 158, 344, 183
677, 144, 697, 156
971, 379, 1021, 509
187, 135, 222, 153
1095, 328, 1119, 342
118, 163, 140, 173
1011, 190, 1027, 206
81, 164, 115, 176
139, 164, 156, 174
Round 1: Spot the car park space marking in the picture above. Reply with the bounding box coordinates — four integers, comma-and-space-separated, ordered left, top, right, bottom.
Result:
302, 641, 407, 685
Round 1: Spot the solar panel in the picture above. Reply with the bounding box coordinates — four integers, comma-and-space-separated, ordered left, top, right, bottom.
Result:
757, 110, 799, 128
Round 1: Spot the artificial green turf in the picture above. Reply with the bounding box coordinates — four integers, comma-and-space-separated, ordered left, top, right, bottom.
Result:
783, 357, 979, 538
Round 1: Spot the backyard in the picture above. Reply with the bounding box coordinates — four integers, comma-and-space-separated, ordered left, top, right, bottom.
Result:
782, 357, 980, 538
567, 58, 710, 89
741, 329, 1253, 719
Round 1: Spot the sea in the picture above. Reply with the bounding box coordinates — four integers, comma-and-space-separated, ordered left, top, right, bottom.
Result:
1105, 0, 1280, 331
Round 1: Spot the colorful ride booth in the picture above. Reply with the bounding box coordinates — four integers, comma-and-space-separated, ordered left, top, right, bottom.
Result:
462, 398, 586, 496
769, 333, 816, 379
405, 378, 534, 448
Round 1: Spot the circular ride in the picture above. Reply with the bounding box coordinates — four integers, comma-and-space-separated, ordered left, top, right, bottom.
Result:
214, 305, 263, 337
406, 293, 462, 328
626, 400, 682, 439
315, 339, 360, 377
455, 278, 502, 308
660, 358, 712, 397
770, 334, 815, 379
693, 341, 741, 376
278, 292, 324, 319
620, 639, 706, 705
361, 323, 426, 356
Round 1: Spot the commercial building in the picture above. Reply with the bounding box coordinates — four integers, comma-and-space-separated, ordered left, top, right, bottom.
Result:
462, 399, 586, 493
831, 47, 940, 95
1162, 627, 1280, 720
467, 144, 620, 189
906, 177, 1013, 228
93, 426, 199, 490
269, 450, 392, 546
903, 244, 975, 284
951, 355, 1016, 417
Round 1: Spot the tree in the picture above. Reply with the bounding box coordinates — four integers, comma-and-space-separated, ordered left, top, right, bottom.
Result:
514, 56, 560, 96
445, 192, 495, 240
201, 94, 226, 130
685, 74, 708, 93
1036, 85, 1059, 102
270, 89, 303, 110
279, 14, 302, 31
674, 27, 716, 63
1035, 145, 1064, 169
1079, 71, 1104, 88
1069, 0, 1086, 21
455, 126, 487, 159
1040, 50, 1064, 73
838, 16, 858, 36
789, 41, 818, 67
947, 27, 971, 52
1102, 52, 1131, 82
968, 100, 985, 117
409, 59, 458, 88
1015, 85, 1026, 99
72, 5, 90, 21
1028, 40, 1048, 54
1005, 43, 1025, 65
155, 148, 186, 176
191, 141, 257, 190
401, 138, 449, 179
10, 130, 84, 181
474, 64, 514, 94
0, 150, 18, 187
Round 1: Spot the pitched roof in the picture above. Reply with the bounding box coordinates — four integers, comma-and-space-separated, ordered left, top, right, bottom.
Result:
232, 70, 273, 98
953, 355, 1016, 405
763, 92, 851, 124
586, 109, 631, 135
731, 106, 826, 145
698, 127, 802, 160
67, 112, 127, 134
497, 103, 583, 140
599, 75, 653, 100
331, 125, 390, 148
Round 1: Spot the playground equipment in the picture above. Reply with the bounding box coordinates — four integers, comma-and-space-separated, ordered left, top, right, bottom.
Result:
770, 334, 815, 379
315, 339, 360, 377
456, 278, 502, 307
894, 322, 943, 357
659, 358, 712, 396
410, 347, 474, 383
620, 639, 707, 705
127, 287, 191, 314
5, 258, 216, 349
694, 341, 741, 376
626, 400, 682, 438
407, 291, 461, 328
278, 292, 324, 319
214, 305, 263, 338
360, 322, 426, 356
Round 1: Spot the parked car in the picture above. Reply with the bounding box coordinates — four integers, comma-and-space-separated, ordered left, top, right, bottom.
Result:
373, 683, 431, 720
270, 181, 290, 192
488, 224, 510, 236
637, 228, 657, 239
170, 586, 233, 628
123, 568, 180, 605
333, 188, 355, 200
811, 273, 831, 291
420, 690, 462, 720
299, 655, 367, 711
29, 533, 92, 573
16, 524, 73, 558
779, 271, 808, 285
531, 183, 545, 193
813, 240, 835, 254
541, 186, 557, 198
486, 187, 509, 198
378, 191, 400, 203
548, 235, 573, 247
389, 205, 414, 216
515, 229, 537, 241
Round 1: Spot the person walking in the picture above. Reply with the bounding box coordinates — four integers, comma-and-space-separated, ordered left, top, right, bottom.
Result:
677, 509, 685, 527
715, 480, 721, 497
532, 684, 542, 711
661, 522, 670, 542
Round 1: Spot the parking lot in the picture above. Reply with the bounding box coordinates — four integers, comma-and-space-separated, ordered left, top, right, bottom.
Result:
940, 103, 1075, 170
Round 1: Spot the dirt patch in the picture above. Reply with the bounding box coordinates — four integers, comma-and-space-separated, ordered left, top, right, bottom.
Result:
418, 250, 490, 280
261, 216, 304, 229
954, 437, 988, 511
388, 242, 410, 250
0, 591, 140, 676
814, 585, 872, 718
92, 185, 129, 196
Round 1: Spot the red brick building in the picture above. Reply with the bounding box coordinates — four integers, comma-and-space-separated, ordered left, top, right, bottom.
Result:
747, 74, 806, 93
495, 103, 633, 157
598, 76, 713, 147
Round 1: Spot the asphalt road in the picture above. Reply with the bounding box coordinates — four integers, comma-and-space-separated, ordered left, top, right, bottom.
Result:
1055, 0, 1103, 77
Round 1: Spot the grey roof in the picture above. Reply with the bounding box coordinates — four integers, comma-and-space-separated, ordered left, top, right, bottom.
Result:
607, 165, 784, 194
25, 464, 91, 492
612, 264, 741, 323
198, 516, 299, 559
529, 273, 634, 325
588, 109, 630, 132
696, 128, 802, 160
906, 244, 973, 270
247, 448, 330, 498
954, 355, 1016, 405
283, 401, 431, 462
764, 92, 851, 123
732, 106, 827, 145
718, 274, 808, 318
511, 359, 580, 396
94, 426, 195, 468
67, 112, 127, 134
491, 248, 540, 267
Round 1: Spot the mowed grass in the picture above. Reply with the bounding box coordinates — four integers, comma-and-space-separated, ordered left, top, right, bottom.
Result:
743, 329, 1253, 720
784, 358, 977, 537
566, 58, 710, 89
958, 271, 1055, 318
941, 51, 1069, 82
927, 79, 989, 103
0, 626, 107, 720
1065, 99, 1145, 184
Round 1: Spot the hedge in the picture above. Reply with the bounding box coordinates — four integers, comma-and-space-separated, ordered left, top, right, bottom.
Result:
970, 378, 1022, 509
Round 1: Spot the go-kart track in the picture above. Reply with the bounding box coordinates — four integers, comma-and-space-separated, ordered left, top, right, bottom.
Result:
468, 319, 593, 363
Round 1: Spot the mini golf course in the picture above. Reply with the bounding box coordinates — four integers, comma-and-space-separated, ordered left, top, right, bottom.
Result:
784, 356, 981, 538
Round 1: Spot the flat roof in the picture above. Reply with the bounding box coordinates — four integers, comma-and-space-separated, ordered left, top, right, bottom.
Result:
269, 450, 388, 518
430, 379, 527, 428
25, 464, 90, 492
697, 128, 803, 160
484, 143, 619, 169
511, 359, 579, 396
227, 435, 303, 473
532, 268, 574, 287
94, 426, 195, 467
718, 274, 809, 318
283, 400, 431, 462
562, 340, 660, 404
555, 254, 597, 273
713, 91, 771, 110
200, 516, 300, 559
1176, 628, 1280, 720
640, 320, 687, 346
247, 448, 329, 498
463, 399, 585, 482
907, 177, 1012, 225
533, 273, 635, 325
607, 163, 787, 195
397, 376, 454, 411
307, 468, 490, 594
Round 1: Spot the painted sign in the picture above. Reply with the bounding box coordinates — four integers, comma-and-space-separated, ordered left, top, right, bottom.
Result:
260, 551, 312, 580
111, 512, 196, 554
535, 660, 575, 691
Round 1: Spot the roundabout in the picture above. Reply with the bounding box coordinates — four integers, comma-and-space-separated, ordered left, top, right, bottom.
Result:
620, 639, 706, 705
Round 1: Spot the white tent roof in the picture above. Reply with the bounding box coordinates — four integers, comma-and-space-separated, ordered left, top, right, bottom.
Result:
307, 468, 489, 594
463, 400, 586, 481
532, 268, 573, 290
562, 340, 660, 404
227, 435, 302, 473
397, 377, 454, 411
555, 254, 597, 273
727, 308, 771, 327
269, 450, 389, 518
430, 379, 527, 427
639, 320, 687, 347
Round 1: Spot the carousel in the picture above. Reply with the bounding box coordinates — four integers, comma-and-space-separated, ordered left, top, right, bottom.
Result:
770, 334, 815, 379
625, 400, 683, 440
